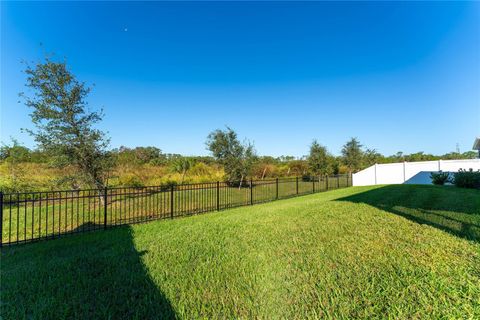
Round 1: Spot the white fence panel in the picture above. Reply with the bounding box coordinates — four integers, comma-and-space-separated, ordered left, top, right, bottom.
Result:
376, 163, 404, 185
440, 159, 480, 171
352, 159, 480, 186
351, 165, 376, 186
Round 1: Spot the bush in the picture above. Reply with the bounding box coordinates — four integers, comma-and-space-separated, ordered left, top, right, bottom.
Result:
225, 179, 250, 188
118, 173, 144, 188
452, 169, 480, 189
190, 162, 211, 176
160, 179, 177, 191
430, 171, 450, 185
302, 175, 313, 182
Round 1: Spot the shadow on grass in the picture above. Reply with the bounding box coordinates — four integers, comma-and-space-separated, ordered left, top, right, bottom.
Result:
336, 185, 480, 242
1, 222, 177, 319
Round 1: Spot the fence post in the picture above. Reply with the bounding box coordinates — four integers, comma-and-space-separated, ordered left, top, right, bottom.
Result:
276, 178, 279, 199
312, 176, 315, 193
296, 177, 299, 194
337, 176, 340, 188
103, 187, 108, 230
170, 185, 174, 219
0, 192, 3, 247
326, 175, 329, 190
346, 174, 349, 187
250, 179, 253, 205
216, 181, 220, 211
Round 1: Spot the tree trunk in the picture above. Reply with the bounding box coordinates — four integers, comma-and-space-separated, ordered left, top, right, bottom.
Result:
181, 170, 186, 184
93, 178, 106, 205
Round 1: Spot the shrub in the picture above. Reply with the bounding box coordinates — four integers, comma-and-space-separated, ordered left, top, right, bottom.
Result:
190, 162, 211, 176
225, 179, 250, 188
452, 169, 480, 189
160, 179, 177, 191
302, 175, 313, 182
118, 173, 144, 188
430, 171, 450, 185
251, 163, 278, 179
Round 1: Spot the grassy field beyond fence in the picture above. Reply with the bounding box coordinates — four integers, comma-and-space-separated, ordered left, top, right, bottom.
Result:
1, 175, 350, 245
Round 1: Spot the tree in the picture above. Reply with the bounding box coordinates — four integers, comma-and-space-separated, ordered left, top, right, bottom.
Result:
206, 127, 256, 186
442, 151, 477, 160
0, 139, 31, 162
287, 160, 308, 176
171, 157, 194, 183
341, 137, 364, 173
460, 151, 478, 159
308, 140, 331, 176
363, 148, 383, 167
134, 146, 162, 164
393, 152, 405, 162
0, 139, 30, 192
405, 152, 436, 162
114, 146, 163, 166
20, 56, 113, 190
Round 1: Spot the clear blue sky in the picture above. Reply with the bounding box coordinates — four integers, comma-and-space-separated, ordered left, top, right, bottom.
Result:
1, 1, 479, 157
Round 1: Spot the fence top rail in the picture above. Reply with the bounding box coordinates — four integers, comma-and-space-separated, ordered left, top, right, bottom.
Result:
1, 174, 350, 196
1, 187, 105, 197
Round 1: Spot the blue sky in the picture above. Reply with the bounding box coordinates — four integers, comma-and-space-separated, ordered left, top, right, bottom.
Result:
1, 1, 479, 157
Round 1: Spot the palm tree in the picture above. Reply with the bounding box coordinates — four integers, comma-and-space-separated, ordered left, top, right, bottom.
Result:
171, 157, 194, 184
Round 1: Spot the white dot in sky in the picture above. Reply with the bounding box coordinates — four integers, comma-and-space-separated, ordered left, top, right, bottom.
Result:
124, 28, 128, 32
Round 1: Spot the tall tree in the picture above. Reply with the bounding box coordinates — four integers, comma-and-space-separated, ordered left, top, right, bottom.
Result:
206, 127, 256, 186
341, 137, 364, 173
20, 56, 113, 189
308, 140, 331, 176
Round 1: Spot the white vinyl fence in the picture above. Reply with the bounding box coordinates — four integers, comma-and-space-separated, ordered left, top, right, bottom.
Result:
352, 159, 480, 186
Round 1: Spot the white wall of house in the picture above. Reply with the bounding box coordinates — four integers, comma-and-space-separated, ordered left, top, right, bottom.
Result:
352, 159, 480, 186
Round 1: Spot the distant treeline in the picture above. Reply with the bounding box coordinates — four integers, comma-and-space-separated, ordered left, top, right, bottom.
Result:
1, 139, 476, 193
1, 141, 476, 167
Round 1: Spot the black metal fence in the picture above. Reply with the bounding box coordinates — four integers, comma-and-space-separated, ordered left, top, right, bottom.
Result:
0, 174, 351, 246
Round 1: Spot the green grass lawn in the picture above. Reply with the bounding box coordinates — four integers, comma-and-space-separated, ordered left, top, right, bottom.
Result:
2, 185, 479, 319
2, 178, 348, 244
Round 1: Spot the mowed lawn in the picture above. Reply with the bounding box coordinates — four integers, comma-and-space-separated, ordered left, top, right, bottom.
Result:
2, 185, 479, 319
